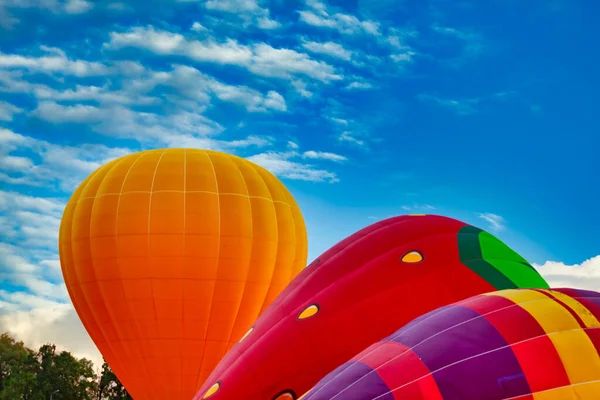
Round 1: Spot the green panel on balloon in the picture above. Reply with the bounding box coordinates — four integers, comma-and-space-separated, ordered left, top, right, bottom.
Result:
479, 231, 549, 289
457, 225, 548, 290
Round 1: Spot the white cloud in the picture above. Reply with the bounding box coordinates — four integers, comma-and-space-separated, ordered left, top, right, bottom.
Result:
204, 0, 281, 30
299, 0, 380, 36
401, 203, 436, 212
63, 0, 93, 14
0, 128, 133, 190
431, 25, 485, 65
302, 150, 347, 162
0, 45, 110, 77
0, 100, 23, 121
477, 212, 506, 232
301, 40, 353, 61
345, 81, 373, 90
105, 26, 342, 83
0, 0, 94, 29
291, 79, 313, 97
534, 255, 600, 291
191, 21, 207, 32
0, 59, 285, 112
247, 151, 339, 183
0, 302, 103, 371
338, 131, 365, 146
417, 93, 479, 115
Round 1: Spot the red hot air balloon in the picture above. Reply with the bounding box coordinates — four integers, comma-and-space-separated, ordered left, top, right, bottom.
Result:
302, 288, 600, 400
194, 214, 549, 400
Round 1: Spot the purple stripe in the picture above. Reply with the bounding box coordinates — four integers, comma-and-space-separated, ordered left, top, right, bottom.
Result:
392, 305, 482, 349
433, 346, 530, 399
553, 288, 600, 299
303, 361, 393, 400
384, 304, 454, 340
392, 304, 529, 399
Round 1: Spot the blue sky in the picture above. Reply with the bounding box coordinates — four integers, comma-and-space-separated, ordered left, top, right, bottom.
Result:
0, 0, 598, 367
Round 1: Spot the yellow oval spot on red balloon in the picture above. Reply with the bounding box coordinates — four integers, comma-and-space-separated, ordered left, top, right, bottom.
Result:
274, 392, 295, 400
401, 251, 423, 263
202, 382, 220, 399
408, 214, 426, 216
298, 304, 319, 320
239, 327, 253, 343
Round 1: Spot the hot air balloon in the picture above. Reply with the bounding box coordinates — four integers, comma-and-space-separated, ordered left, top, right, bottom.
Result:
195, 214, 549, 399
302, 287, 600, 400
58, 148, 308, 400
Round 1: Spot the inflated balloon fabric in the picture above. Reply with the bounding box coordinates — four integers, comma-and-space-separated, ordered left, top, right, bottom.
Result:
302, 288, 600, 400
58, 148, 307, 400
194, 214, 548, 400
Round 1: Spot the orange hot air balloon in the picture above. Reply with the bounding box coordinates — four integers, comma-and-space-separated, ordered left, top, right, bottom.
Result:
58, 148, 308, 400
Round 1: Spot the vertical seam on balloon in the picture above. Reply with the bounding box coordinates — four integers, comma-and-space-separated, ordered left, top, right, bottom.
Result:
326, 295, 579, 400
72, 161, 127, 376
62, 164, 122, 383
146, 149, 167, 399
113, 151, 156, 399
251, 166, 280, 316
274, 173, 296, 309
222, 157, 253, 351
181, 148, 186, 398
85, 158, 139, 393
195, 150, 220, 390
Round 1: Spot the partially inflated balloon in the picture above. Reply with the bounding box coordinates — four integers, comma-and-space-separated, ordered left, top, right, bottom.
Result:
58, 148, 307, 400
303, 288, 600, 400
195, 215, 548, 400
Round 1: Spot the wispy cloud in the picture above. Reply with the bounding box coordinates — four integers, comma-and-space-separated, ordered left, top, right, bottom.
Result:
431, 24, 486, 65
0, 100, 23, 121
0, 0, 93, 28
302, 150, 347, 162
417, 93, 479, 115
247, 150, 340, 183
417, 90, 519, 115
299, 0, 380, 36
105, 26, 342, 83
477, 212, 506, 232
0, 46, 110, 77
203, 0, 281, 29
301, 40, 353, 61
0, 128, 133, 190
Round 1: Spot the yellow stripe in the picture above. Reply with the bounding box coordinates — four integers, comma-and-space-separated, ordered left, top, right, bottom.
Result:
482, 288, 546, 303
533, 380, 600, 400
491, 289, 600, 385
547, 329, 600, 384
543, 289, 600, 328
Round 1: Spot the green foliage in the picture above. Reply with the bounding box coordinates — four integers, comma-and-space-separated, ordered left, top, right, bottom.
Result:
0, 333, 131, 400
98, 363, 132, 400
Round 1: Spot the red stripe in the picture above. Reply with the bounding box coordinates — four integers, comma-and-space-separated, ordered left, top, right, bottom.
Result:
461, 293, 546, 344
510, 335, 571, 393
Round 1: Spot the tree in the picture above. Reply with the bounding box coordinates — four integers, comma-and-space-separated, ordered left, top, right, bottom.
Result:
0, 333, 41, 400
35, 344, 98, 400
98, 362, 131, 400
0, 333, 132, 400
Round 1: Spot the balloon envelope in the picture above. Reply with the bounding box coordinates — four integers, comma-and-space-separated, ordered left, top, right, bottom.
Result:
303, 287, 600, 400
194, 214, 548, 399
58, 148, 307, 400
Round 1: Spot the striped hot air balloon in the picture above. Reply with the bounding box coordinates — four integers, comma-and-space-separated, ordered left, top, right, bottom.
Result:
302, 287, 600, 400
59, 148, 308, 400
194, 215, 549, 400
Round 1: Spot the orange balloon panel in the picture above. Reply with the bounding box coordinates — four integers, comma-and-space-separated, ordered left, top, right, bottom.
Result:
58, 149, 308, 400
